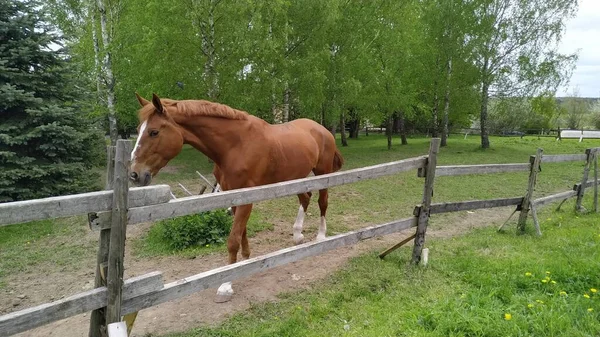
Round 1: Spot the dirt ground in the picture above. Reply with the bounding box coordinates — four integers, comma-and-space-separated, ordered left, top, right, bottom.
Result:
4, 206, 515, 337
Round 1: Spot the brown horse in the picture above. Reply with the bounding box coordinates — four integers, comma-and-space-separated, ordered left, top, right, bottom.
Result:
129, 93, 344, 301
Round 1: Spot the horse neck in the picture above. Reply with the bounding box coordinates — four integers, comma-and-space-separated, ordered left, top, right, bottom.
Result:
175, 116, 263, 165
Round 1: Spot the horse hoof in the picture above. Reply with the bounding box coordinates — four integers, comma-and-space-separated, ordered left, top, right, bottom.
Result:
294, 234, 305, 245
316, 234, 326, 241
215, 282, 233, 303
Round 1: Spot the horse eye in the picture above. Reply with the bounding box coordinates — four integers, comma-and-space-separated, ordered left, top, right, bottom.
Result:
149, 130, 159, 137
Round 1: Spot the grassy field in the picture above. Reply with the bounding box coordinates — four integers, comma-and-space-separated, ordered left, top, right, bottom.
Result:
2, 134, 600, 286
162, 208, 600, 337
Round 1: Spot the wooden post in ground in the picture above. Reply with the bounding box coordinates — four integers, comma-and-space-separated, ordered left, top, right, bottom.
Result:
576, 149, 593, 212
106, 140, 132, 325
594, 152, 598, 213
106, 139, 131, 324
411, 138, 440, 265
89, 145, 116, 337
517, 148, 543, 234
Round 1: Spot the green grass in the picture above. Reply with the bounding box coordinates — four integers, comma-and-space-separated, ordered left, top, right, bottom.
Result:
160, 205, 600, 337
0, 216, 95, 288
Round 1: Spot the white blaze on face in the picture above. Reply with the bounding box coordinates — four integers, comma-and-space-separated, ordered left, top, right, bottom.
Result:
131, 121, 147, 162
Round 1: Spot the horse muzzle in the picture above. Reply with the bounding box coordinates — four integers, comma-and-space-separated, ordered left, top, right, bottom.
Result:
129, 171, 152, 186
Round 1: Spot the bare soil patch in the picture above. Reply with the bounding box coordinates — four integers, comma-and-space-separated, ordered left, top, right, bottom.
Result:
5, 204, 515, 337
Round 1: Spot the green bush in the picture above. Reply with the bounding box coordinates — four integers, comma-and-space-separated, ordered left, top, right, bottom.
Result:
160, 209, 232, 250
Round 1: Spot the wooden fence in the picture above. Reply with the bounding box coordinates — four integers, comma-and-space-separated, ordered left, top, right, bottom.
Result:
1, 138, 599, 337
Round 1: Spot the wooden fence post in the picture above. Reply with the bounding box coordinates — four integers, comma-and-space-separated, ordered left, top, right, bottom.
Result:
576, 148, 593, 212
89, 145, 116, 337
106, 140, 132, 325
411, 138, 440, 265
517, 148, 543, 234
594, 152, 598, 213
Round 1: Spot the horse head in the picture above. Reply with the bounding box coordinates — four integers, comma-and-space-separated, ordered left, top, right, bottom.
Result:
129, 93, 184, 186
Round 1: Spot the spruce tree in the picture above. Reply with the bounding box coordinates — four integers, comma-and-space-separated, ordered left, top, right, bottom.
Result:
0, 0, 104, 202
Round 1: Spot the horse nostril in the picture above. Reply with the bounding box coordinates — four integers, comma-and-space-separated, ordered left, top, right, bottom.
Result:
130, 172, 138, 180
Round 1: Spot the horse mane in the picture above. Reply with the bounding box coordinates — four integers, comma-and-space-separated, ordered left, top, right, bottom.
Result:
138, 98, 249, 122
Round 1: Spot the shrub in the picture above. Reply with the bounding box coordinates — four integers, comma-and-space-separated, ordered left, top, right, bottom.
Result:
160, 209, 232, 250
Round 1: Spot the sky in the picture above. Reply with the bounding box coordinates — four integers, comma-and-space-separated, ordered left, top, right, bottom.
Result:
556, 0, 600, 98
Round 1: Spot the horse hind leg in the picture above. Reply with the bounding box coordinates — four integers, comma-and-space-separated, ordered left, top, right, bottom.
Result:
313, 161, 333, 241
293, 192, 311, 245
316, 189, 328, 241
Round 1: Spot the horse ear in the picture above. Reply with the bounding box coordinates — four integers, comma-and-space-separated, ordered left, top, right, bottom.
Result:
152, 93, 164, 114
135, 92, 150, 107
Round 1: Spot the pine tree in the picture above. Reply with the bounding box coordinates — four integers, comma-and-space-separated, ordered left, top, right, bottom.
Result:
0, 0, 104, 202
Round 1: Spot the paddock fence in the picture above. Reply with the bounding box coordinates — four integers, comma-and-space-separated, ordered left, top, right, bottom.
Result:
1, 138, 599, 337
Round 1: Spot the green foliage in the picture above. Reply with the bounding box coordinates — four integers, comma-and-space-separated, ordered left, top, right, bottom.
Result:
47, 0, 581, 152
157, 210, 232, 251
0, 0, 103, 202
162, 209, 600, 337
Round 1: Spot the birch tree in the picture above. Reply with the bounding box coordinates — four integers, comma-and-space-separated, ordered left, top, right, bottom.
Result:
472, 0, 578, 148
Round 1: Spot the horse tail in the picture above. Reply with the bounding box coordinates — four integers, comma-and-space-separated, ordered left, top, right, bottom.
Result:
333, 148, 344, 172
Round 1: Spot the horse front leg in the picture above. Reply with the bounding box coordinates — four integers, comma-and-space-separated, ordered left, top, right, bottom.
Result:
215, 203, 253, 303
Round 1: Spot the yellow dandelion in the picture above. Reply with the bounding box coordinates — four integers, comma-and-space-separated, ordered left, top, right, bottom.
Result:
504, 313, 512, 320
525, 272, 533, 277
584, 294, 591, 299
591, 288, 597, 293
551, 280, 557, 284
536, 300, 544, 304
527, 303, 534, 308
560, 291, 567, 296
546, 271, 551, 275
588, 308, 594, 312
542, 279, 548, 283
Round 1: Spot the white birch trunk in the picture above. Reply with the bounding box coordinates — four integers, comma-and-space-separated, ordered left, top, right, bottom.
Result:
97, 0, 118, 145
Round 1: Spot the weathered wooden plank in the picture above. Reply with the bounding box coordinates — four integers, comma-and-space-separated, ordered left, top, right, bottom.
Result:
429, 197, 523, 214
518, 149, 543, 233
576, 149, 593, 211
93, 156, 428, 229
541, 154, 587, 163
530, 202, 542, 236
106, 140, 131, 325
89, 145, 116, 337
412, 138, 440, 265
378, 233, 416, 259
594, 153, 598, 213
573, 178, 600, 191
436, 163, 530, 176
0, 185, 171, 227
121, 217, 417, 315
532, 190, 578, 208
0, 272, 163, 336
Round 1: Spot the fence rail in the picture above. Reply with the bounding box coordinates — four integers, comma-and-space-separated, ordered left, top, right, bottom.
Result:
435, 163, 531, 176
0, 272, 163, 336
0, 185, 171, 227
1, 140, 599, 337
90, 156, 428, 229
121, 217, 417, 315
